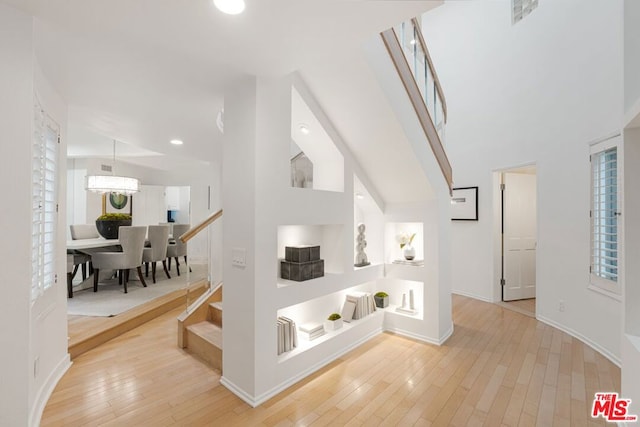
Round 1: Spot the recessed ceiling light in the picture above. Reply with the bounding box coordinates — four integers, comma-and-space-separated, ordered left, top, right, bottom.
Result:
214, 0, 245, 15
355, 192, 365, 200
299, 124, 310, 135
409, 39, 417, 45
170, 139, 184, 145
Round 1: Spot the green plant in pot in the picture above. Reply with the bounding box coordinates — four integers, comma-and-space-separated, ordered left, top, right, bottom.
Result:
374, 291, 389, 308
96, 213, 132, 239
324, 312, 343, 331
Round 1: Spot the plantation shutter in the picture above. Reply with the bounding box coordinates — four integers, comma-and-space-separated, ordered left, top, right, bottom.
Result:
31, 98, 58, 301
590, 146, 618, 284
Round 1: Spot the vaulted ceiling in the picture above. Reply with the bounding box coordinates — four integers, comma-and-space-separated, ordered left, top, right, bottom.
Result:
4, 0, 442, 202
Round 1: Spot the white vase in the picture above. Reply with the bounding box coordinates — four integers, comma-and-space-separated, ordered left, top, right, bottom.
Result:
403, 244, 416, 261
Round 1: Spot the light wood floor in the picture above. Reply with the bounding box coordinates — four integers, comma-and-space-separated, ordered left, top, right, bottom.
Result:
498, 298, 536, 318
43, 295, 619, 426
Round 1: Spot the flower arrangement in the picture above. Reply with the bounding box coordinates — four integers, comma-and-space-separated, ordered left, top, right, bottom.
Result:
396, 232, 416, 249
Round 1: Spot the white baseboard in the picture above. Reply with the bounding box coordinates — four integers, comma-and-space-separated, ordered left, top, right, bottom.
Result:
452, 290, 495, 303
220, 327, 383, 407
387, 322, 454, 346
219, 376, 257, 408
30, 354, 71, 427
537, 314, 621, 367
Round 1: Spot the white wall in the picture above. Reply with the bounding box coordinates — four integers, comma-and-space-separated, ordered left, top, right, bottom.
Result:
623, 0, 640, 410
624, 0, 640, 114
31, 57, 72, 427
0, 6, 34, 425
423, 0, 624, 361
0, 4, 71, 425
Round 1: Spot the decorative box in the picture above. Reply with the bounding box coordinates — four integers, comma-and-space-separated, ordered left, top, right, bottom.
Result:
281, 259, 324, 281
285, 245, 321, 263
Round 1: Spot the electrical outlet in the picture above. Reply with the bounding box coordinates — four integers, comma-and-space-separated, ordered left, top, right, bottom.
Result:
559, 300, 565, 312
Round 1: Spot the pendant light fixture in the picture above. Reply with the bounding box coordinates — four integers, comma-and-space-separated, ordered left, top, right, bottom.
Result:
85, 140, 140, 195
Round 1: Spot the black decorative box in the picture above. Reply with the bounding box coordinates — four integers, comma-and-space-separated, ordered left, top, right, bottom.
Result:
285, 245, 320, 263
281, 260, 324, 281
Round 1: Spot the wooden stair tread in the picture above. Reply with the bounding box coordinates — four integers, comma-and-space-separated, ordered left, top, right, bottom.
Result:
187, 321, 222, 348
210, 301, 223, 311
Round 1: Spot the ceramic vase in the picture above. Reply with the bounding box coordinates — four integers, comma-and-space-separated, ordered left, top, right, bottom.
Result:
403, 244, 416, 261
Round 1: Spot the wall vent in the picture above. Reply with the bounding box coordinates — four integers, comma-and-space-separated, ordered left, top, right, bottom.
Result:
512, 0, 538, 24
101, 164, 112, 172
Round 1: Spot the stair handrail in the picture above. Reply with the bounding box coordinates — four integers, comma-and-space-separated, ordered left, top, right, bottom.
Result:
381, 18, 453, 194
179, 209, 223, 243
410, 18, 447, 122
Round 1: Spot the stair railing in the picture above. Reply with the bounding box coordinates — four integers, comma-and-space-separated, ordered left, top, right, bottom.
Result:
179, 209, 223, 311
381, 18, 453, 194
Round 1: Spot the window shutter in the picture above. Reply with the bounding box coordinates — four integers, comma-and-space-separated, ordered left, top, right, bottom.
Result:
591, 147, 618, 283
31, 98, 58, 301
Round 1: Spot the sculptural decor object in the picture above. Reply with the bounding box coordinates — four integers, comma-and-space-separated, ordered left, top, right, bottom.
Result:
354, 223, 371, 267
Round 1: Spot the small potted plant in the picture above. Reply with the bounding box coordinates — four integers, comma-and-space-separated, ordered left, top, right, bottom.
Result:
374, 292, 389, 308
324, 313, 343, 331
95, 213, 132, 239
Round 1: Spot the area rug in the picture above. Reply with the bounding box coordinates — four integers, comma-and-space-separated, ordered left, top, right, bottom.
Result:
67, 264, 207, 317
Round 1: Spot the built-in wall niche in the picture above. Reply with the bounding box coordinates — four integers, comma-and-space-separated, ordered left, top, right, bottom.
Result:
377, 278, 424, 320
290, 87, 344, 193
354, 174, 384, 269
384, 222, 424, 265
277, 224, 344, 287
276, 280, 381, 361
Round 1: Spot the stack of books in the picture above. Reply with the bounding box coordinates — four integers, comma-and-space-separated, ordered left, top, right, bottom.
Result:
297, 322, 325, 341
341, 291, 376, 322
277, 316, 298, 355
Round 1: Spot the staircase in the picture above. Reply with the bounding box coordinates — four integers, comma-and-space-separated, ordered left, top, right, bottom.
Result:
178, 284, 223, 372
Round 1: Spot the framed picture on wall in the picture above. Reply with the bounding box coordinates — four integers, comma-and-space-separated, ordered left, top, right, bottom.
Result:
451, 186, 478, 221
103, 193, 132, 215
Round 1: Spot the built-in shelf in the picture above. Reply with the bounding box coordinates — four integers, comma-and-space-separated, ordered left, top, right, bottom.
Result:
290, 87, 344, 193
354, 262, 383, 271
277, 224, 344, 286
278, 309, 384, 363
276, 273, 338, 289
384, 222, 424, 265
386, 304, 423, 320
354, 174, 384, 268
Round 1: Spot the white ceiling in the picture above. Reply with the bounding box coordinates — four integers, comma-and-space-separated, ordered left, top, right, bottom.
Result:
6, 0, 442, 202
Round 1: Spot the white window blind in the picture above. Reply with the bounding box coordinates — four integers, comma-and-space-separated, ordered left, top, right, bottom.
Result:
31, 98, 58, 301
590, 145, 619, 289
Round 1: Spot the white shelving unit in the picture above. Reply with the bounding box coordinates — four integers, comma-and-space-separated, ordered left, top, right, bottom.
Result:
221, 75, 451, 408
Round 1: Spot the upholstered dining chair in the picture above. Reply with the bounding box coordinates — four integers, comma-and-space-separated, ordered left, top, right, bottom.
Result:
68, 224, 99, 281
167, 223, 190, 276
142, 225, 171, 284
92, 226, 147, 293
70, 224, 99, 240
66, 254, 75, 298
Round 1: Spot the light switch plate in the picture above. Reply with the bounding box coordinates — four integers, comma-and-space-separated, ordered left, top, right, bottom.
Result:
232, 247, 247, 267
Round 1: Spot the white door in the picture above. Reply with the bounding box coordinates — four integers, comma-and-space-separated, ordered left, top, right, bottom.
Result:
502, 172, 537, 301
132, 185, 166, 226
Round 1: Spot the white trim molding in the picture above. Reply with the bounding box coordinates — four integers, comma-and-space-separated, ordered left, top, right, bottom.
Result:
221, 328, 383, 408
537, 314, 621, 367
30, 354, 71, 427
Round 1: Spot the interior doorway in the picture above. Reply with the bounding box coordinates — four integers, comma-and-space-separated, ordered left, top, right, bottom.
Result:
498, 165, 537, 315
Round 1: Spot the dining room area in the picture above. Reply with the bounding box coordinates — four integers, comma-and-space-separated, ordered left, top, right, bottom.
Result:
64, 134, 222, 358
